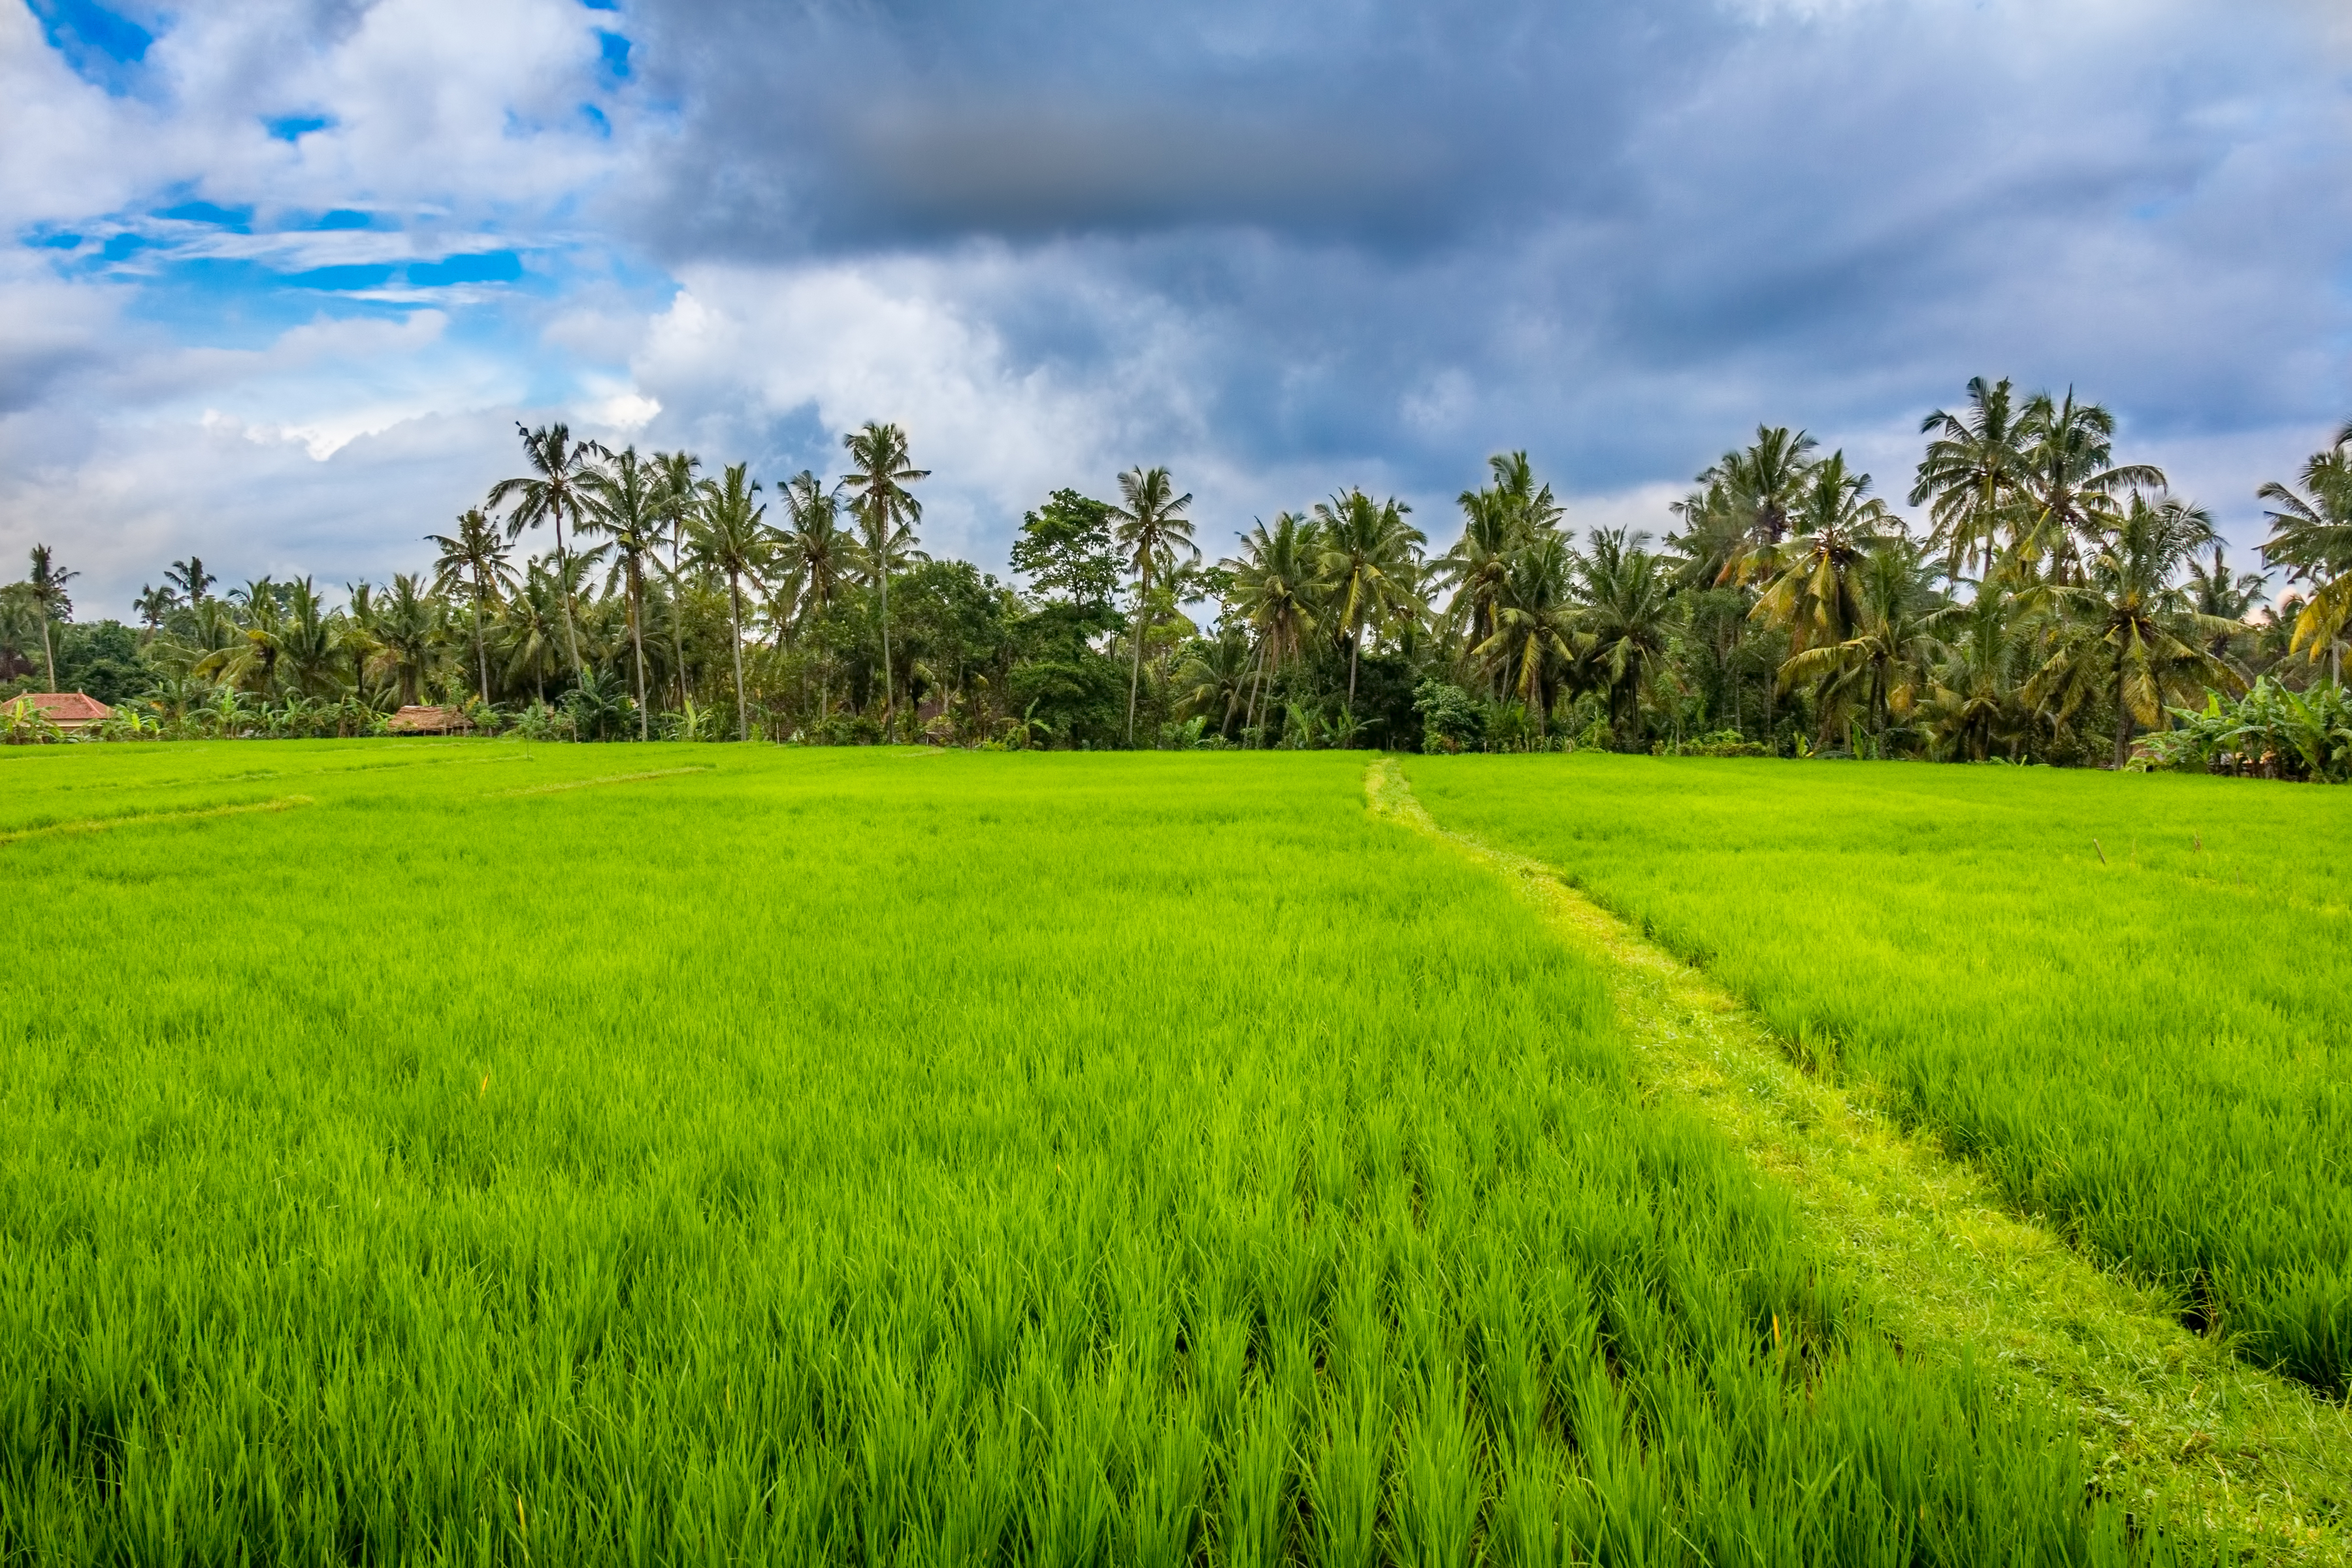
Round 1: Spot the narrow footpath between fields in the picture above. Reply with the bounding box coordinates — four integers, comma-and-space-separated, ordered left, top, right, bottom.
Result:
1365, 759, 2352, 1567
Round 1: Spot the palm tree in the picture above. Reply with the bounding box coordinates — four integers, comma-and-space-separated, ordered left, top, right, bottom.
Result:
1171, 625, 1255, 738
2183, 546, 2268, 659
2258, 421, 2352, 684
1434, 487, 1522, 676
428, 508, 518, 706
1108, 466, 1198, 744
1745, 453, 1895, 657
2011, 391, 2164, 585
165, 557, 215, 609
196, 577, 287, 695
1780, 541, 1944, 749
583, 447, 668, 738
1912, 376, 2029, 582
1921, 585, 2029, 762
1225, 513, 1326, 742
1575, 529, 1676, 746
500, 564, 569, 706
1474, 532, 1581, 737
25, 544, 76, 688
690, 463, 774, 741
2029, 494, 2246, 767
1314, 489, 1423, 710
132, 584, 180, 640
369, 574, 446, 706
653, 450, 704, 708
779, 470, 853, 720
841, 422, 928, 736
488, 423, 606, 678
274, 578, 345, 700
1706, 426, 1820, 559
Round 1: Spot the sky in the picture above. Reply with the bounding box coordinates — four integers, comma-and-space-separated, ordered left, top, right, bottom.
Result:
5, 0, 2351, 614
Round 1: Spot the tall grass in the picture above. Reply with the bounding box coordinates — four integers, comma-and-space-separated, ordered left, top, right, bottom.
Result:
1409, 753, 2352, 1395
0, 745, 2160, 1562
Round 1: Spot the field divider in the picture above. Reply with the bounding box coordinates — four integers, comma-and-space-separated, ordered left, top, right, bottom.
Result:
0, 794, 316, 846
491, 766, 715, 798
1365, 758, 2352, 1563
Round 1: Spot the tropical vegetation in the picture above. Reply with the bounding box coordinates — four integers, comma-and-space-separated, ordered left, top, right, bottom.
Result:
6, 389, 2345, 775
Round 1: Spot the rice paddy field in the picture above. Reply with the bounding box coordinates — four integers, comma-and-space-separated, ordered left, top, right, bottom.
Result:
1408, 756, 2352, 1392
0, 742, 2342, 1564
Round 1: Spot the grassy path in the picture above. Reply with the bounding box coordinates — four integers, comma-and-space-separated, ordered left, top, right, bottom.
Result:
1365, 759, 2351, 1565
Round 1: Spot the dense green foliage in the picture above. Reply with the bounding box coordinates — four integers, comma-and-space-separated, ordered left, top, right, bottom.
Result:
0, 746, 2168, 1564
1408, 754, 2352, 1393
6, 393, 2347, 769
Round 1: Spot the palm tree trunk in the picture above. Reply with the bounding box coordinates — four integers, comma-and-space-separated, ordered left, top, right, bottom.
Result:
2113, 661, 2134, 770
728, 574, 749, 743
39, 615, 55, 689
472, 588, 490, 704
879, 559, 894, 742
629, 563, 649, 742
1126, 575, 1148, 748
555, 507, 583, 678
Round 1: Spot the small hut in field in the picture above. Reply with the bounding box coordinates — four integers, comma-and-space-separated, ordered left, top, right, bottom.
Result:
18, 693, 111, 735
386, 704, 474, 735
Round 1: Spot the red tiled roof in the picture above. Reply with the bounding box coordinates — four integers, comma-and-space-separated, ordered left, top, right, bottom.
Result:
20, 692, 110, 722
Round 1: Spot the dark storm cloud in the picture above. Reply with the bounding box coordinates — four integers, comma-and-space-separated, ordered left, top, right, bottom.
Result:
619, 0, 1692, 252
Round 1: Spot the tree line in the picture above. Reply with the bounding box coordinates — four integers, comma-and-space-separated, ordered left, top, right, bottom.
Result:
5, 383, 2348, 774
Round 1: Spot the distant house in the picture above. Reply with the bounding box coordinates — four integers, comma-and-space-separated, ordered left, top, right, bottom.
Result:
17, 692, 111, 735
386, 704, 474, 735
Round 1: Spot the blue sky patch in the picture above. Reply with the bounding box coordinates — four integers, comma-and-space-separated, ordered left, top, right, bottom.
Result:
155, 201, 253, 232
265, 114, 335, 142
596, 30, 631, 80
408, 250, 524, 287
283, 263, 399, 291
28, 0, 152, 91
580, 103, 612, 138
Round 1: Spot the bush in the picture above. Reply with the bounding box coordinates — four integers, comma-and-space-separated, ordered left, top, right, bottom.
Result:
1413, 679, 1482, 753
1654, 729, 1773, 758
2135, 679, 2351, 782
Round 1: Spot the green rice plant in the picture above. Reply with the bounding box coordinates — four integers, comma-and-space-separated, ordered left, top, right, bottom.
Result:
0, 744, 2174, 1562
1409, 751, 2352, 1392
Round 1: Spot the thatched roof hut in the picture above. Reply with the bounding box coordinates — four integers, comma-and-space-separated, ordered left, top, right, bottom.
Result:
386, 704, 474, 735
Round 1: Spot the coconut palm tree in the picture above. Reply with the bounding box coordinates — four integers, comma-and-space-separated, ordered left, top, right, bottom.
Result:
1108, 466, 1198, 744
2183, 546, 2268, 660
165, 557, 214, 609
500, 564, 569, 706
1171, 624, 1255, 738
1780, 541, 1945, 749
132, 584, 180, 640
428, 508, 519, 707
582, 447, 668, 738
1745, 453, 1896, 657
1921, 585, 2030, 761
653, 450, 704, 708
1226, 512, 1326, 742
2258, 421, 2352, 684
778, 469, 854, 719
2011, 391, 2164, 585
1314, 488, 1424, 710
1474, 532, 1581, 737
274, 578, 345, 700
488, 423, 607, 678
841, 423, 928, 735
24, 545, 76, 688
196, 578, 288, 695
370, 574, 447, 706
1912, 376, 2029, 582
1575, 529, 1676, 746
2028, 494, 2246, 767
1706, 426, 1820, 561
690, 463, 774, 741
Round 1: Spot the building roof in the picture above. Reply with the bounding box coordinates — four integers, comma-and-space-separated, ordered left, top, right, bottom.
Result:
386, 704, 472, 734
18, 692, 111, 723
